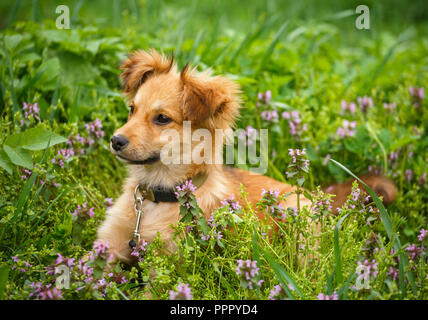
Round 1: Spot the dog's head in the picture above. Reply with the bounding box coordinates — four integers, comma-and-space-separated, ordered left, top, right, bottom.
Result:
111, 49, 241, 167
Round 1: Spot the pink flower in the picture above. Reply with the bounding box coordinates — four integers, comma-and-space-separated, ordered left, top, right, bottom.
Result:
317, 291, 339, 300
341, 100, 356, 114
418, 228, 427, 242
409, 87, 424, 107
257, 90, 272, 105
383, 102, 396, 112
418, 172, 426, 185
281, 110, 306, 139
22, 102, 40, 121
235, 259, 263, 289
169, 282, 192, 300
357, 96, 373, 113
336, 120, 356, 138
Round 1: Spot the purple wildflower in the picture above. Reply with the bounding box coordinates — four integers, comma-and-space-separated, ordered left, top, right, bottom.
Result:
175, 179, 198, 214
178, 180, 197, 193
258, 188, 285, 219
130, 240, 148, 262
368, 165, 382, 176
20, 169, 32, 180
46, 253, 75, 275
107, 272, 127, 285
336, 120, 356, 139
418, 229, 427, 242
269, 284, 294, 300
22, 102, 40, 121
73, 202, 95, 219
221, 194, 241, 213
104, 197, 114, 209
169, 282, 192, 300
383, 102, 396, 113
313, 194, 333, 216
405, 169, 413, 183
406, 244, 423, 260
89, 240, 113, 262
357, 96, 373, 113
200, 234, 210, 241
317, 291, 339, 300
418, 173, 426, 185
340, 100, 356, 115
257, 90, 272, 106
85, 118, 105, 139
323, 154, 331, 166
29, 282, 63, 300
281, 110, 307, 139
387, 267, 399, 281
409, 87, 424, 107
261, 110, 279, 122
285, 148, 309, 186
235, 259, 264, 289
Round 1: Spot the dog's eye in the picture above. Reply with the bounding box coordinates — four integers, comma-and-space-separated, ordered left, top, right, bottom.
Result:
154, 114, 172, 125
129, 105, 134, 116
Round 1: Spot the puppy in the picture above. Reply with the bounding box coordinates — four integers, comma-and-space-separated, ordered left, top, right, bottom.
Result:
96, 49, 397, 263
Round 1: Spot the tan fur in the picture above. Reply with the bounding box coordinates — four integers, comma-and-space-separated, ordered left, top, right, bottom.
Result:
97, 49, 397, 263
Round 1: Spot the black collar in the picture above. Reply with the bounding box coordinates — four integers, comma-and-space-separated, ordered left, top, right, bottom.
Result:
136, 172, 208, 203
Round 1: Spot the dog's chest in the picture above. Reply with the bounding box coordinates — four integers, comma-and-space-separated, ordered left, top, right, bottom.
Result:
137, 199, 181, 241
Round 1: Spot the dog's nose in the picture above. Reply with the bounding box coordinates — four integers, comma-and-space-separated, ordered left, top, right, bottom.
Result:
111, 135, 129, 151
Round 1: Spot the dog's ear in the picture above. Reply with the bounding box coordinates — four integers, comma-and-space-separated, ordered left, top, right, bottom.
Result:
180, 64, 241, 128
120, 49, 174, 95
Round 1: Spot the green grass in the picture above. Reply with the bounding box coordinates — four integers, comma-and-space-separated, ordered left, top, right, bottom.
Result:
0, 0, 427, 300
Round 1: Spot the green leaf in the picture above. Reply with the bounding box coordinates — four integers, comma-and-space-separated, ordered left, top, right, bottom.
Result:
35, 58, 61, 90
0, 149, 13, 174
4, 34, 22, 51
296, 177, 305, 187
197, 217, 209, 235
3, 145, 32, 168
303, 190, 313, 201
5, 127, 67, 150
344, 126, 372, 155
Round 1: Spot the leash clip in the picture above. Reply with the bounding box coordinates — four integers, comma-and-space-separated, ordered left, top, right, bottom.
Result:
129, 184, 144, 249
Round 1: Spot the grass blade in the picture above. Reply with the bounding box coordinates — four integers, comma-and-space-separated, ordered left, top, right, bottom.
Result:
334, 212, 351, 286
0, 265, 10, 299
29, 184, 77, 232
188, 29, 205, 63
258, 21, 289, 71
254, 239, 304, 299
213, 39, 234, 66
230, 16, 276, 64
69, 86, 80, 123
3, 42, 18, 115
7, 0, 21, 28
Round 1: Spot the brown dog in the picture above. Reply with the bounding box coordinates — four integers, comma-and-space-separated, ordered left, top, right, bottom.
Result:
96, 49, 397, 263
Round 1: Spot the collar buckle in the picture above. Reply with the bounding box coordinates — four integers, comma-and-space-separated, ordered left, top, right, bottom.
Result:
139, 188, 155, 202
